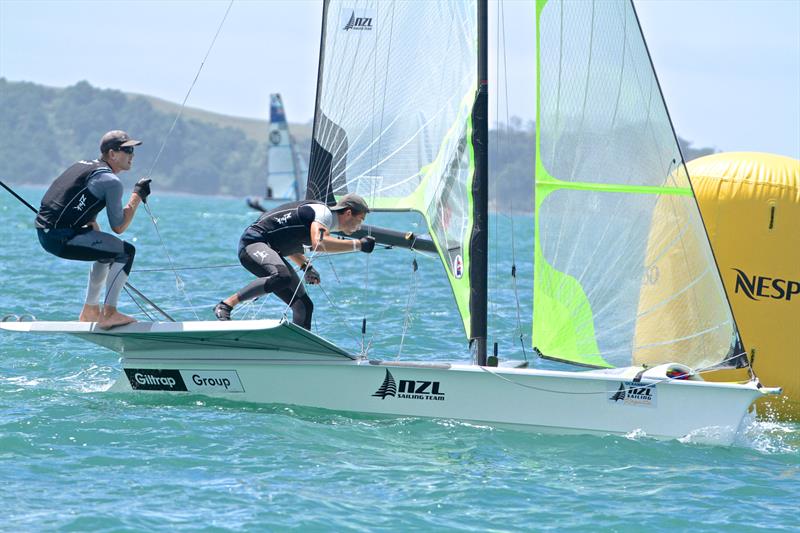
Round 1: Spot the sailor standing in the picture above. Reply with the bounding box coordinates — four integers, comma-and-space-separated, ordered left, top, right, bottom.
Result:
35, 130, 152, 329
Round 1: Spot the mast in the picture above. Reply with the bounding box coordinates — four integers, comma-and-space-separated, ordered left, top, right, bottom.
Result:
470, 0, 489, 365
306, 0, 331, 201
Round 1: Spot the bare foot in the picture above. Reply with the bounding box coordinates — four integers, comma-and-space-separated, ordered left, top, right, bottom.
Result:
97, 311, 137, 330
79, 304, 101, 322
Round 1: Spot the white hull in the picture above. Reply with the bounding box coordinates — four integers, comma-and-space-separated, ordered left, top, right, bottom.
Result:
2, 320, 778, 444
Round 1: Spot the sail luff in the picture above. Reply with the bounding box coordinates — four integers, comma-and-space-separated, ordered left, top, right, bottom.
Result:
306, 0, 333, 203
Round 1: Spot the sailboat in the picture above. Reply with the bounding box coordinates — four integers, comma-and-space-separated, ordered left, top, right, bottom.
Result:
246, 93, 306, 212
1, 0, 781, 444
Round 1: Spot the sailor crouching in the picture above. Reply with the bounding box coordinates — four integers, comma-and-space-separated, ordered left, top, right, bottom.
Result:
214, 193, 375, 329
35, 130, 152, 329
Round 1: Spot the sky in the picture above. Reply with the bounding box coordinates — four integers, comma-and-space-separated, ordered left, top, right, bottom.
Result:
1, 0, 798, 158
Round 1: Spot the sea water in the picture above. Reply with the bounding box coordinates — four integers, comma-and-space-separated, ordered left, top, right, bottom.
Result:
1, 187, 797, 531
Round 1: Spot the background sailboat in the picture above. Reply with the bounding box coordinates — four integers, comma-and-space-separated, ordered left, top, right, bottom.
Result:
247, 93, 306, 211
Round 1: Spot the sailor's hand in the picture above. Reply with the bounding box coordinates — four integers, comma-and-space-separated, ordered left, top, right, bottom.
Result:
85, 220, 100, 231
133, 178, 152, 203
359, 236, 376, 253
303, 264, 321, 285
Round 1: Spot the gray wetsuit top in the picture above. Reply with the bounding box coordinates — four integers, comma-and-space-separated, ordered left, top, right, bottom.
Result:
87, 171, 125, 228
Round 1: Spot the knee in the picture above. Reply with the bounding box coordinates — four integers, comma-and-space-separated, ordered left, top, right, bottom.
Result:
296, 294, 313, 315
291, 294, 314, 330
122, 241, 136, 274
292, 294, 313, 321
270, 264, 294, 290
123, 241, 136, 259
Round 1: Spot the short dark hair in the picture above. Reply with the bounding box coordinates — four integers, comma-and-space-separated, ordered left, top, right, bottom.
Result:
330, 193, 370, 215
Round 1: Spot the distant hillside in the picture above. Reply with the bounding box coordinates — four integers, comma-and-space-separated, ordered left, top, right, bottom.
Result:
137, 92, 312, 144
0, 79, 713, 203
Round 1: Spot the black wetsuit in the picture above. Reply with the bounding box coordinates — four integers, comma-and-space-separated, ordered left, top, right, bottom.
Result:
36, 160, 135, 307
234, 201, 334, 330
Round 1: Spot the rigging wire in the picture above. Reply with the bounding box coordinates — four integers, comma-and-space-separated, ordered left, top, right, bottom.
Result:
281, 233, 325, 323
123, 286, 155, 322
499, 1, 528, 362
396, 254, 419, 359
144, 0, 234, 179
142, 203, 199, 319
490, 0, 501, 356
136, 0, 235, 321
135, 263, 240, 273
359, 2, 397, 356
491, 0, 528, 362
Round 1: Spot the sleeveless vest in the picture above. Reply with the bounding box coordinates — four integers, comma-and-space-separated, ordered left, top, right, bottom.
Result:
35, 160, 111, 229
246, 200, 326, 255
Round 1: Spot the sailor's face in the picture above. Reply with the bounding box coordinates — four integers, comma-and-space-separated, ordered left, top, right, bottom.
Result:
340, 210, 366, 234
111, 148, 134, 171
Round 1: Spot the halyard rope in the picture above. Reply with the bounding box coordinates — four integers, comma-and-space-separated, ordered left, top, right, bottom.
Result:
136, 0, 235, 320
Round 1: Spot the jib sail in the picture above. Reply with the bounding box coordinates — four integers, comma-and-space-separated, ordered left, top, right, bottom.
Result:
534, 0, 743, 370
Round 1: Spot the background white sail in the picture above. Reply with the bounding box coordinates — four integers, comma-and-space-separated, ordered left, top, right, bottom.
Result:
266, 93, 304, 201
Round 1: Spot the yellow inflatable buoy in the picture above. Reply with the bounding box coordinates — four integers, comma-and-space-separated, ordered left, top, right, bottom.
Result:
689, 152, 800, 421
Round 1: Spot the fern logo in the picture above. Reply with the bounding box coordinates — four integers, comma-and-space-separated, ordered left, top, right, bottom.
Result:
609, 383, 626, 402
343, 10, 373, 31
372, 369, 397, 399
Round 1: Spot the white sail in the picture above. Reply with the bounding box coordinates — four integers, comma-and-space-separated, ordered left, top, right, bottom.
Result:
265, 93, 305, 201
306, 0, 480, 336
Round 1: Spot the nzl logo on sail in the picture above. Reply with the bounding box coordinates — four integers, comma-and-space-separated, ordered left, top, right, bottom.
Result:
342, 10, 374, 31
372, 369, 445, 401
732, 268, 799, 302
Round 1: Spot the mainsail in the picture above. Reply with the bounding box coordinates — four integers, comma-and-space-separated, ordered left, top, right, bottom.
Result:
534, 0, 744, 370
306, 1, 481, 338
265, 93, 305, 201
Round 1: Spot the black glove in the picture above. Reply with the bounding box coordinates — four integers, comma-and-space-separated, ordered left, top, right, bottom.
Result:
133, 178, 152, 203
303, 264, 321, 284
359, 236, 376, 254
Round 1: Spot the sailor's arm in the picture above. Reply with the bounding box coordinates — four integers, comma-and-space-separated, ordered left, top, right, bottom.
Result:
287, 254, 308, 269
309, 221, 365, 253
289, 253, 321, 284
111, 178, 150, 234
112, 193, 142, 234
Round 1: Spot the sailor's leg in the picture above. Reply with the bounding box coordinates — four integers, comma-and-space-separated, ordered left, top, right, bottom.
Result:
98, 242, 136, 329
56, 230, 134, 325
80, 261, 111, 321
280, 290, 313, 330
235, 243, 294, 302
271, 257, 313, 330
